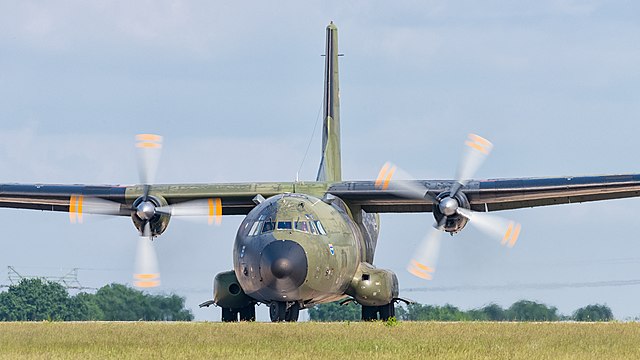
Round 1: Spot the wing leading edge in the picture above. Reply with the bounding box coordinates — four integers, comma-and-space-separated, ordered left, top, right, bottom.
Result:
328, 174, 640, 213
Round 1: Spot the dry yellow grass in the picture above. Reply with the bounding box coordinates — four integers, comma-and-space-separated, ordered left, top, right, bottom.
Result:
1, 321, 639, 359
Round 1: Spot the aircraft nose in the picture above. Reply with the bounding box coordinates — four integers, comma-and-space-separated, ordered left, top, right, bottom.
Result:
271, 257, 294, 278
260, 240, 308, 291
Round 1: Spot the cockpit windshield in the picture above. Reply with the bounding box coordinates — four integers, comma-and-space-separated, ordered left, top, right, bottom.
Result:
246, 218, 327, 236
277, 221, 292, 230
294, 221, 308, 232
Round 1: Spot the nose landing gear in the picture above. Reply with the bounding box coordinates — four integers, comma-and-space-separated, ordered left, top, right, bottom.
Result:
220, 305, 256, 322
361, 302, 396, 321
269, 301, 300, 322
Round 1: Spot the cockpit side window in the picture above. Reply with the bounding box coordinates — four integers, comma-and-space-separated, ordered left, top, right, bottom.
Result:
315, 221, 327, 235
262, 221, 275, 233
248, 221, 261, 236
309, 221, 318, 234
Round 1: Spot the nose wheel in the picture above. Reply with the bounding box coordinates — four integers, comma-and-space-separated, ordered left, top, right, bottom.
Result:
269, 301, 300, 322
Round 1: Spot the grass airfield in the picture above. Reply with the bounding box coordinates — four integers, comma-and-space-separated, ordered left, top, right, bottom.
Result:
1, 321, 640, 359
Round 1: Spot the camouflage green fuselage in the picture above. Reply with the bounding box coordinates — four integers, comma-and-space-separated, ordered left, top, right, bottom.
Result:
233, 193, 377, 306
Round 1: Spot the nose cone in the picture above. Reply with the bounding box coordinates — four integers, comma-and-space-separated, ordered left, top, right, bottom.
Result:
260, 240, 308, 292
271, 258, 294, 278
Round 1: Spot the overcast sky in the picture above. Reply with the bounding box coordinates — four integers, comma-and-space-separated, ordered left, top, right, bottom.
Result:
1, 1, 640, 321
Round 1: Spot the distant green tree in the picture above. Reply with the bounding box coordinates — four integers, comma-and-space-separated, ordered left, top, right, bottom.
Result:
395, 305, 408, 320
479, 303, 506, 321
0, 279, 71, 321
0, 280, 192, 321
506, 300, 559, 321
93, 284, 148, 321
68, 292, 104, 321
398, 303, 507, 321
309, 301, 361, 321
93, 284, 193, 321
465, 308, 489, 321
401, 303, 469, 321
573, 304, 613, 322
147, 294, 194, 321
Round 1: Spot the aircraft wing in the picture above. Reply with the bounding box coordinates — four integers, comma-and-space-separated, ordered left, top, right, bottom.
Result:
2, 174, 640, 217
328, 174, 640, 213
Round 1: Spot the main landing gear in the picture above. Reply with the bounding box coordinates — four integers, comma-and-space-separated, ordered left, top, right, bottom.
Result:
362, 303, 395, 321
269, 301, 300, 322
220, 305, 256, 322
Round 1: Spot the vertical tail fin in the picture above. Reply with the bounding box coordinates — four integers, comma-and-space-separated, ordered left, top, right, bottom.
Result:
316, 22, 342, 182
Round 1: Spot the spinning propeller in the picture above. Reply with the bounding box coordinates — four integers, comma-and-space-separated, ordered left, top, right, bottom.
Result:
376, 134, 521, 281
68, 134, 223, 288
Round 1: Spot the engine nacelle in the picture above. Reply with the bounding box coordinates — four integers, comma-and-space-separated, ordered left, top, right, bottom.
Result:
131, 195, 171, 236
433, 191, 470, 234
213, 270, 254, 309
347, 262, 399, 307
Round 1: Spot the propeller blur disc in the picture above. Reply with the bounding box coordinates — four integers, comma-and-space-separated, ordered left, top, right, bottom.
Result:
451, 134, 493, 196
457, 208, 522, 248
375, 162, 435, 201
407, 226, 442, 280
156, 198, 222, 225
134, 223, 161, 288
68, 195, 124, 223
135, 134, 163, 186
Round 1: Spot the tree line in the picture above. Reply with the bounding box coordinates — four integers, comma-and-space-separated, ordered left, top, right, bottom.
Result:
309, 300, 613, 322
0, 278, 193, 321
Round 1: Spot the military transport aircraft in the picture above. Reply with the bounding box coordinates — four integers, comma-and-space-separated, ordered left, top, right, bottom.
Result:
2, 22, 640, 322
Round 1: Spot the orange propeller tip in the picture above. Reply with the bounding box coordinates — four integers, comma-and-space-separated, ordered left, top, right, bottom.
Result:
68, 195, 84, 224
501, 222, 521, 247
407, 260, 435, 280
468, 133, 492, 147
407, 266, 433, 280
135, 134, 163, 149
508, 223, 521, 248
410, 260, 434, 273
136, 134, 163, 141
134, 273, 160, 280
134, 280, 161, 288
375, 162, 396, 190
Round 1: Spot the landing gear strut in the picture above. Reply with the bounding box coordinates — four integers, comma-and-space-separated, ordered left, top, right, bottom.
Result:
269, 301, 300, 322
362, 303, 395, 321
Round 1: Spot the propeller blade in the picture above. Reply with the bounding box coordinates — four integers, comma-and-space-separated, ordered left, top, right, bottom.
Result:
457, 208, 521, 248
375, 162, 436, 201
134, 223, 161, 288
135, 134, 163, 186
450, 134, 493, 196
407, 226, 443, 280
156, 198, 222, 225
68, 195, 124, 223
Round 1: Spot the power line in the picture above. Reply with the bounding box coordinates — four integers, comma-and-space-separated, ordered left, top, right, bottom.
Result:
1, 266, 97, 291
402, 279, 640, 293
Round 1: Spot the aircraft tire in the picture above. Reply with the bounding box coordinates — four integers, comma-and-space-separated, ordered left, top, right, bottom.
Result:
221, 307, 238, 322
269, 301, 287, 322
239, 305, 256, 322
361, 305, 379, 321
379, 303, 395, 321
285, 303, 300, 322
